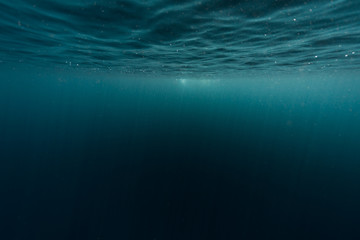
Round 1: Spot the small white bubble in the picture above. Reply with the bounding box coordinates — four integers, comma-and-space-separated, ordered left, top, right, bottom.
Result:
352, 51, 355, 54
345, 54, 348, 57
293, 18, 296, 21
315, 55, 318, 58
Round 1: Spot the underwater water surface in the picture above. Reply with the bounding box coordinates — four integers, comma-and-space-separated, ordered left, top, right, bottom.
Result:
1, 0, 360, 239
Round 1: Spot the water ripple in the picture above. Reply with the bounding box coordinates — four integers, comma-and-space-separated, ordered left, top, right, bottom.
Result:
0, 0, 359, 75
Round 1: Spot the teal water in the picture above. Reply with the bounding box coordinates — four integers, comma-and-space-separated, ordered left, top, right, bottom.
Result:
1, 0, 359, 74
1, 1, 360, 239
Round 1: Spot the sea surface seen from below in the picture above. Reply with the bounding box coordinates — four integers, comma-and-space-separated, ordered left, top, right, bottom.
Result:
1, 0, 360, 239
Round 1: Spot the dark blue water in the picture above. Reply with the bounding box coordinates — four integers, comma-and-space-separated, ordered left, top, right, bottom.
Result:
1, 1, 360, 239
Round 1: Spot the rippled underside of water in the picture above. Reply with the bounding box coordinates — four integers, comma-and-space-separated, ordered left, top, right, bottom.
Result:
0, 0, 359, 75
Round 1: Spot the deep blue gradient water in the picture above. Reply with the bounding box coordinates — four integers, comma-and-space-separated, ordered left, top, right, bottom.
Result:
1, 1, 360, 240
